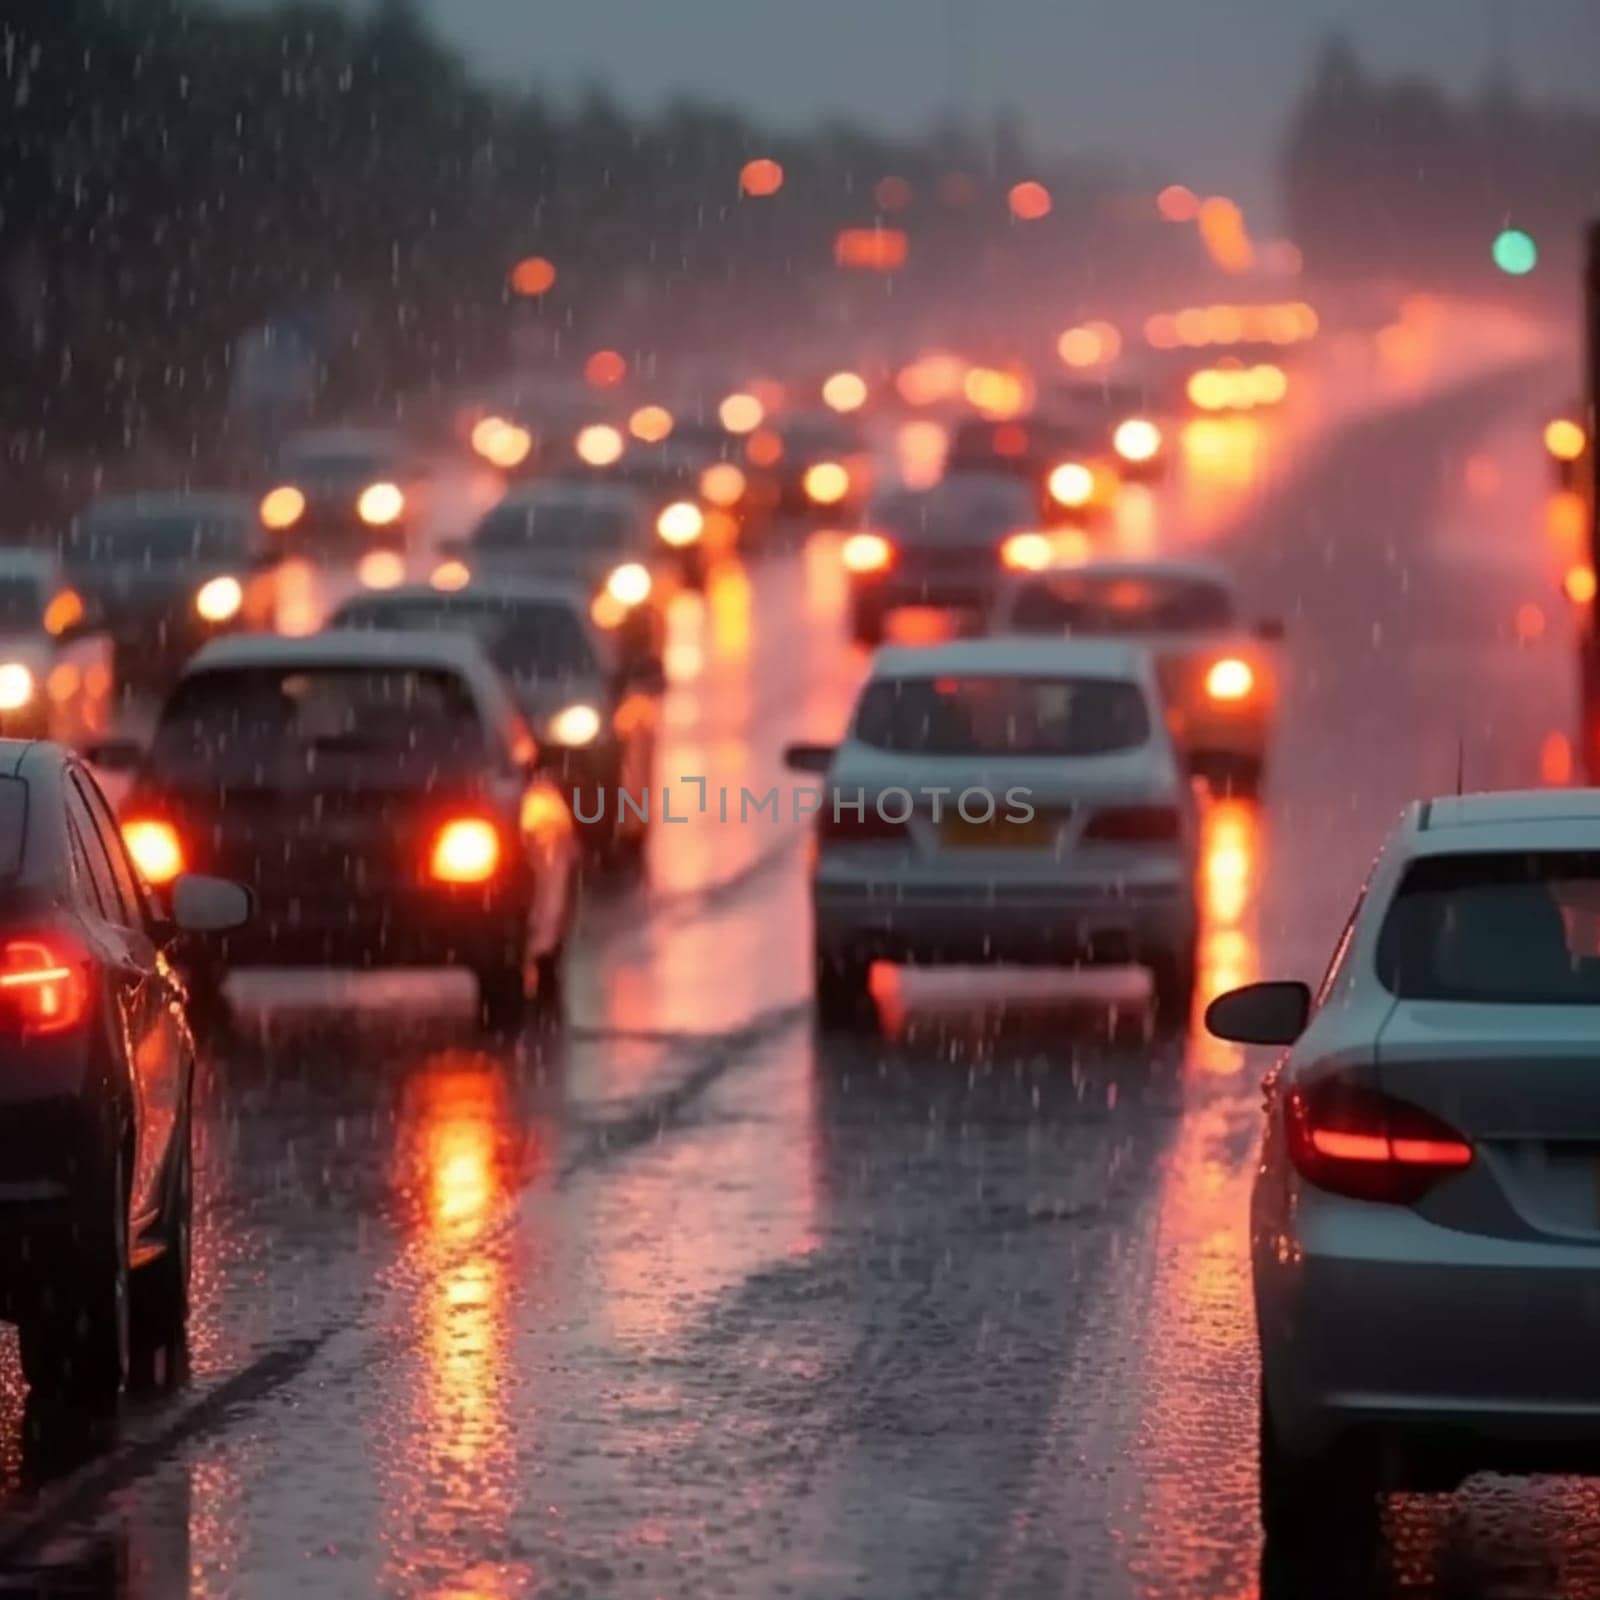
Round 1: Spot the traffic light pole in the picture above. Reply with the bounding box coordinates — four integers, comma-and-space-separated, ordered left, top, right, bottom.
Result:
1582, 220, 1600, 777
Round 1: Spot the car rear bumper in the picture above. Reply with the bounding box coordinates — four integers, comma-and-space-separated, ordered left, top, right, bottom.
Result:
204, 887, 529, 971
813, 876, 1195, 964
851, 572, 998, 616
1258, 1193, 1600, 1470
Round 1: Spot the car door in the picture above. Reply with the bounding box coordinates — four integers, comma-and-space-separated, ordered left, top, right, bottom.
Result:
67, 771, 187, 1239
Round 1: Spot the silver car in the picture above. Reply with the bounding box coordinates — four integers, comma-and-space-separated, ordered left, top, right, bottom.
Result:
786, 637, 1199, 1029
1209, 788, 1600, 1549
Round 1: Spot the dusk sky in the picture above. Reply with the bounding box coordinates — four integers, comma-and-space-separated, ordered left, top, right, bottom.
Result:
237, 1, 1600, 222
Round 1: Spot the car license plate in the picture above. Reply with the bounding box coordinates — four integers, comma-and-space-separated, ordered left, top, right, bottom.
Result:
939, 813, 1057, 850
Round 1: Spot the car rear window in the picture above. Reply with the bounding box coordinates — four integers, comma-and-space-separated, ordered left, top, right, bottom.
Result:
150, 667, 487, 781
1377, 851, 1600, 1003
0, 577, 45, 629
853, 674, 1150, 757
472, 500, 635, 554
1009, 573, 1236, 634
332, 598, 598, 679
70, 510, 250, 565
871, 480, 1035, 546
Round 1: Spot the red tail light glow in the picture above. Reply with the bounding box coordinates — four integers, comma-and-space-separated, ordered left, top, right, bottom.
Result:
1285, 1080, 1472, 1204
1082, 805, 1182, 843
0, 937, 89, 1035
122, 818, 185, 885
429, 817, 502, 884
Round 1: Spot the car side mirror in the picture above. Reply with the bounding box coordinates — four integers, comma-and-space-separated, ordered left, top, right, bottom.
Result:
83, 737, 145, 775
783, 742, 836, 775
1255, 617, 1286, 643
1204, 980, 1311, 1045
171, 873, 253, 933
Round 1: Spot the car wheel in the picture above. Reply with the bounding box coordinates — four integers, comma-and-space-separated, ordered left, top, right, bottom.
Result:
130, 1112, 192, 1390
477, 961, 528, 1034
1258, 1381, 1381, 1552
814, 945, 875, 1031
1149, 945, 1197, 1033
19, 1143, 129, 1413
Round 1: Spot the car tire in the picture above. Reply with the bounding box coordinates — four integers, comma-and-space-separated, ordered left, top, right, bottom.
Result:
1149, 945, 1197, 1033
814, 945, 875, 1031
477, 961, 528, 1034
19, 1143, 129, 1413
1258, 1381, 1381, 1552
130, 1111, 192, 1391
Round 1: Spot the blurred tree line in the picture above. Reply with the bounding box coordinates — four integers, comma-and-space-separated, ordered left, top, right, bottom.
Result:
0, 0, 1134, 528
1283, 34, 1600, 300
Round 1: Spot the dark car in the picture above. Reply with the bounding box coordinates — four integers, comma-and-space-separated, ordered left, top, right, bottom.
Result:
0, 739, 248, 1408
945, 415, 1116, 516
843, 473, 1039, 645
259, 427, 419, 557
63, 492, 282, 690
102, 632, 579, 1031
448, 482, 667, 671
328, 581, 661, 859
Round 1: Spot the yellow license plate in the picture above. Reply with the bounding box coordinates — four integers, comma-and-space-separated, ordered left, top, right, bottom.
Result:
939, 814, 1057, 849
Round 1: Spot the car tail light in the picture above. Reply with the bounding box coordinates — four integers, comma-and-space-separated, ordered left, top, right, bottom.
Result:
842, 532, 894, 574
1205, 657, 1255, 701
1082, 805, 1182, 843
122, 818, 185, 885
0, 936, 89, 1036
1000, 531, 1054, 572
1285, 1079, 1472, 1204
429, 817, 501, 884
817, 806, 909, 845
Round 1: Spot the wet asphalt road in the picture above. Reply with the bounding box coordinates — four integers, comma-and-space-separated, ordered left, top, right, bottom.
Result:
0, 305, 1595, 1598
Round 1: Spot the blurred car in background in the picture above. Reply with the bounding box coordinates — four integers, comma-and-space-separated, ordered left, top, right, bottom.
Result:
0, 549, 114, 744
63, 492, 282, 693
1049, 376, 1170, 482
993, 558, 1281, 795
786, 637, 1198, 1030
259, 427, 420, 560
443, 481, 668, 672
329, 580, 661, 861
0, 739, 249, 1408
772, 409, 873, 522
100, 631, 578, 1033
945, 414, 1118, 522
842, 473, 1043, 646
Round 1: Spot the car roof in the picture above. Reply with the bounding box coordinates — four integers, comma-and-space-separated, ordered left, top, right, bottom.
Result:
0, 549, 60, 580
869, 636, 1150, 680
80, 491, 253, 523
182, 629, 496, 677
1028, 557, 1236, 589
1392, 789, 1600, 857
332, 578, 591, 612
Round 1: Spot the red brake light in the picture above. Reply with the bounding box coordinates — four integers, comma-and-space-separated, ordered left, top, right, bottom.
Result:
1082, 805, 1182, 843
429, 817, 502, 884
1285, 1079, 1472, 1204
0, 936, 89, 1036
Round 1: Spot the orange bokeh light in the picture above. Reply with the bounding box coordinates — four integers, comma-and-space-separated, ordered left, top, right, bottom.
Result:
739, 158, 784, 197
584, 349, 627, 389
1545, 418, 1586, 462
628, 404, 674, 443
1007, 180, 1052, 221
1565, 565, 1598, 605
509, 256, 556, 297
745, 428, 783, 467
1156, 184, 1199, 222
835, 228, 908, 272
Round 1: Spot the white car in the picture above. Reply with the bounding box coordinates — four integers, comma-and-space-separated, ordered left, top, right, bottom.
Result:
786, 637, 1199, 1029
992, 558, 1281, 794
1208, 788, 1600, 1549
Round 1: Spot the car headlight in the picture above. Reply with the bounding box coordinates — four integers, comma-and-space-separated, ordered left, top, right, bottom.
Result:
195, 574, 243, 623
605, 562, 653, 607
0, 663, 34, 711
357, 481, 405, 526
1113, 418, 1162, 463
656, 501, 704, 548
548, 703, 603, 747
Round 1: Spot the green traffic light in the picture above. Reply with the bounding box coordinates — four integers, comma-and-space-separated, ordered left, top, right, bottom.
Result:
1492, 228, 1538, 275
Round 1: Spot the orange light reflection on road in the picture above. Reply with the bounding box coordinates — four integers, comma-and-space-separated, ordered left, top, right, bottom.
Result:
1194, 798, 1261, 1077
380, 1057, 527, 1598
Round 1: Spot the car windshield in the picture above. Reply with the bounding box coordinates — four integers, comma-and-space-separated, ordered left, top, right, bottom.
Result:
149, 666, 487, 782
853, 674, 1150, 757
1009, 573, 1237, 634
69, 510, 249, 565
873, 480, 1036, 545
0, 577, 46, 629
1377, 851, 1600, 1003
332, 598, 599, 680
472, 499, 637, 555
